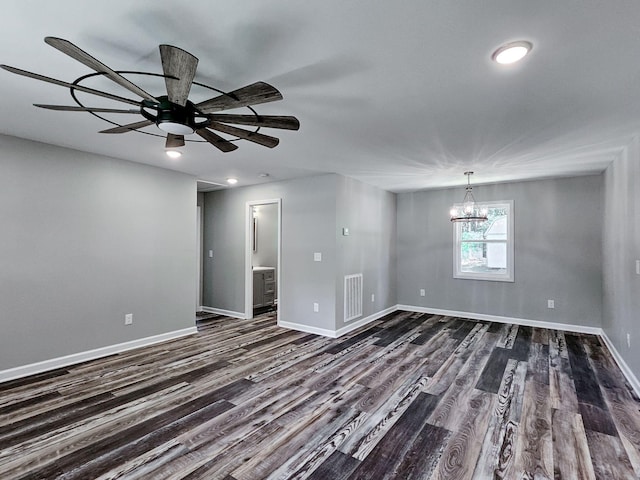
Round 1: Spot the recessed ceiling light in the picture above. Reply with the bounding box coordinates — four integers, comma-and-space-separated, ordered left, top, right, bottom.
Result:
165, 150, 182, 159
226, 178, 238, 185
258, 173, 270, 178
492, 41, 532, 65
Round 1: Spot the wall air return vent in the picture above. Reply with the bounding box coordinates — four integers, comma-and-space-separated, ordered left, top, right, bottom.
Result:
344, 273, 363, 322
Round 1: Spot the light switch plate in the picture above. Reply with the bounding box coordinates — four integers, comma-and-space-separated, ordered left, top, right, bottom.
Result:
342, 228, 350, 236
314, 252, 322, 262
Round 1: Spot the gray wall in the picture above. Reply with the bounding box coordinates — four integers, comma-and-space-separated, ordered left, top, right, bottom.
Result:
602, 136, 640, 377
203, 174, 338, 331
252, 203, 278, 272
0, 134, 197, 370
335, 176, 397, 329
397, 175, 603, 327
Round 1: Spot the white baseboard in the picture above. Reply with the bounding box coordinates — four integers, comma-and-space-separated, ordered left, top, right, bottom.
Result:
200, 306, 246, 319
600, 331, 640, 398
277, 320, 338, 338
335, 306, 397, 337
396, 305, 603, 335
0, 327, 198, 384
278, 306, 398, 339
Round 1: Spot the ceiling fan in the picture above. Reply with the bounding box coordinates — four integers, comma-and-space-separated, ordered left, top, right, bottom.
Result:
1, 37, 300, 153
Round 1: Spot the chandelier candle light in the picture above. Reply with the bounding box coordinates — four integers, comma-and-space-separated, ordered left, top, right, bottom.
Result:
450, 172, 488, 223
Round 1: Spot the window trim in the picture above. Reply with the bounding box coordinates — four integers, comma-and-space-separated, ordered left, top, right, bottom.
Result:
453, 200, 514, 282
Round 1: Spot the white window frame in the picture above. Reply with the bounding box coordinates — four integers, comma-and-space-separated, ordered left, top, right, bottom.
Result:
453, 200, 514, 282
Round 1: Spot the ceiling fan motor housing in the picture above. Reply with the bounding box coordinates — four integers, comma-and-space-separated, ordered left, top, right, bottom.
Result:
141, 96, 207, 135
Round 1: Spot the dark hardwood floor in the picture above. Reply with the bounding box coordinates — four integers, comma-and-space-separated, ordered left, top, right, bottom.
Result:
1, 311, 640, 479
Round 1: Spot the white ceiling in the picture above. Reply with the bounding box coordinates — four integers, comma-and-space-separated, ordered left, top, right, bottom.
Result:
2, 1, 640, 192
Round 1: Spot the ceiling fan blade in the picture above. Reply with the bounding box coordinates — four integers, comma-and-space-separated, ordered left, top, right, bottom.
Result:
1, 65, 140, 106
44, 37, 157, 102
196, 82, 283, 113
206, 114, 300, 130
34, 104, 140, 113
195, 128, 238, 153
207, 121, 279, 148
165, 134, 185, 148
99, 119, 154, 134
159, 45, 198, 107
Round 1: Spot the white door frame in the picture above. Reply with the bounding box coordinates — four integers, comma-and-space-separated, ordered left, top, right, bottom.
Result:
197, 205, 203, 311
245, 198, 282, 320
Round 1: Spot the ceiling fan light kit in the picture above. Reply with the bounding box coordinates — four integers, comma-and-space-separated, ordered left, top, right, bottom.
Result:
1, 37, 300, 154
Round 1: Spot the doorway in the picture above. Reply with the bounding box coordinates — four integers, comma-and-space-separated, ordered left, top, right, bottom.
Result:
245, 199, 281, 320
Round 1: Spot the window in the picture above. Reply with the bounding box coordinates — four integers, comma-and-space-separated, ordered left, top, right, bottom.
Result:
453, 200, 514, 282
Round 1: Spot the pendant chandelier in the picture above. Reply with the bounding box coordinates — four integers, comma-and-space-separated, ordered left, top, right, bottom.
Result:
449, 171, 488, 222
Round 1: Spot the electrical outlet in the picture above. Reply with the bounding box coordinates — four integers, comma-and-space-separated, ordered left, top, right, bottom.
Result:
627, 333, 631, 348
208, 250, 213, 258
313, 302, 319, 312
371, 293, 375, 302
420, 289, 426, 297
314, 252, 322, 262
547, 300, 555, 309
125, 313, 133, 325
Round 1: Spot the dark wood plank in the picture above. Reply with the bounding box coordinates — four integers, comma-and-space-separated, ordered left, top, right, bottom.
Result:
292, 333, 320, 345
565, 334, 607, 408
410, 320, 446, 345
475, 348, 512, 393
510, 325, 532, 360
392, 422, 450, 479
449, 319, 477, 340
0, 368, 69, 392
307, 451, 361, 480
487, 321, 503, 334
373, 314, 425, 347
346, 393, 441, 478
322, 326, 382, 354
0, 391, 62, 416
578, 402, 619, 436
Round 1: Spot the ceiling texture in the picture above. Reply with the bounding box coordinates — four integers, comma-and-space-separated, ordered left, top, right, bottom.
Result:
2, 0, 640, 192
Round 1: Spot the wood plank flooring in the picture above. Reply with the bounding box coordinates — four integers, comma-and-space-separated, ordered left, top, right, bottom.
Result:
1, 311, 640, 479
